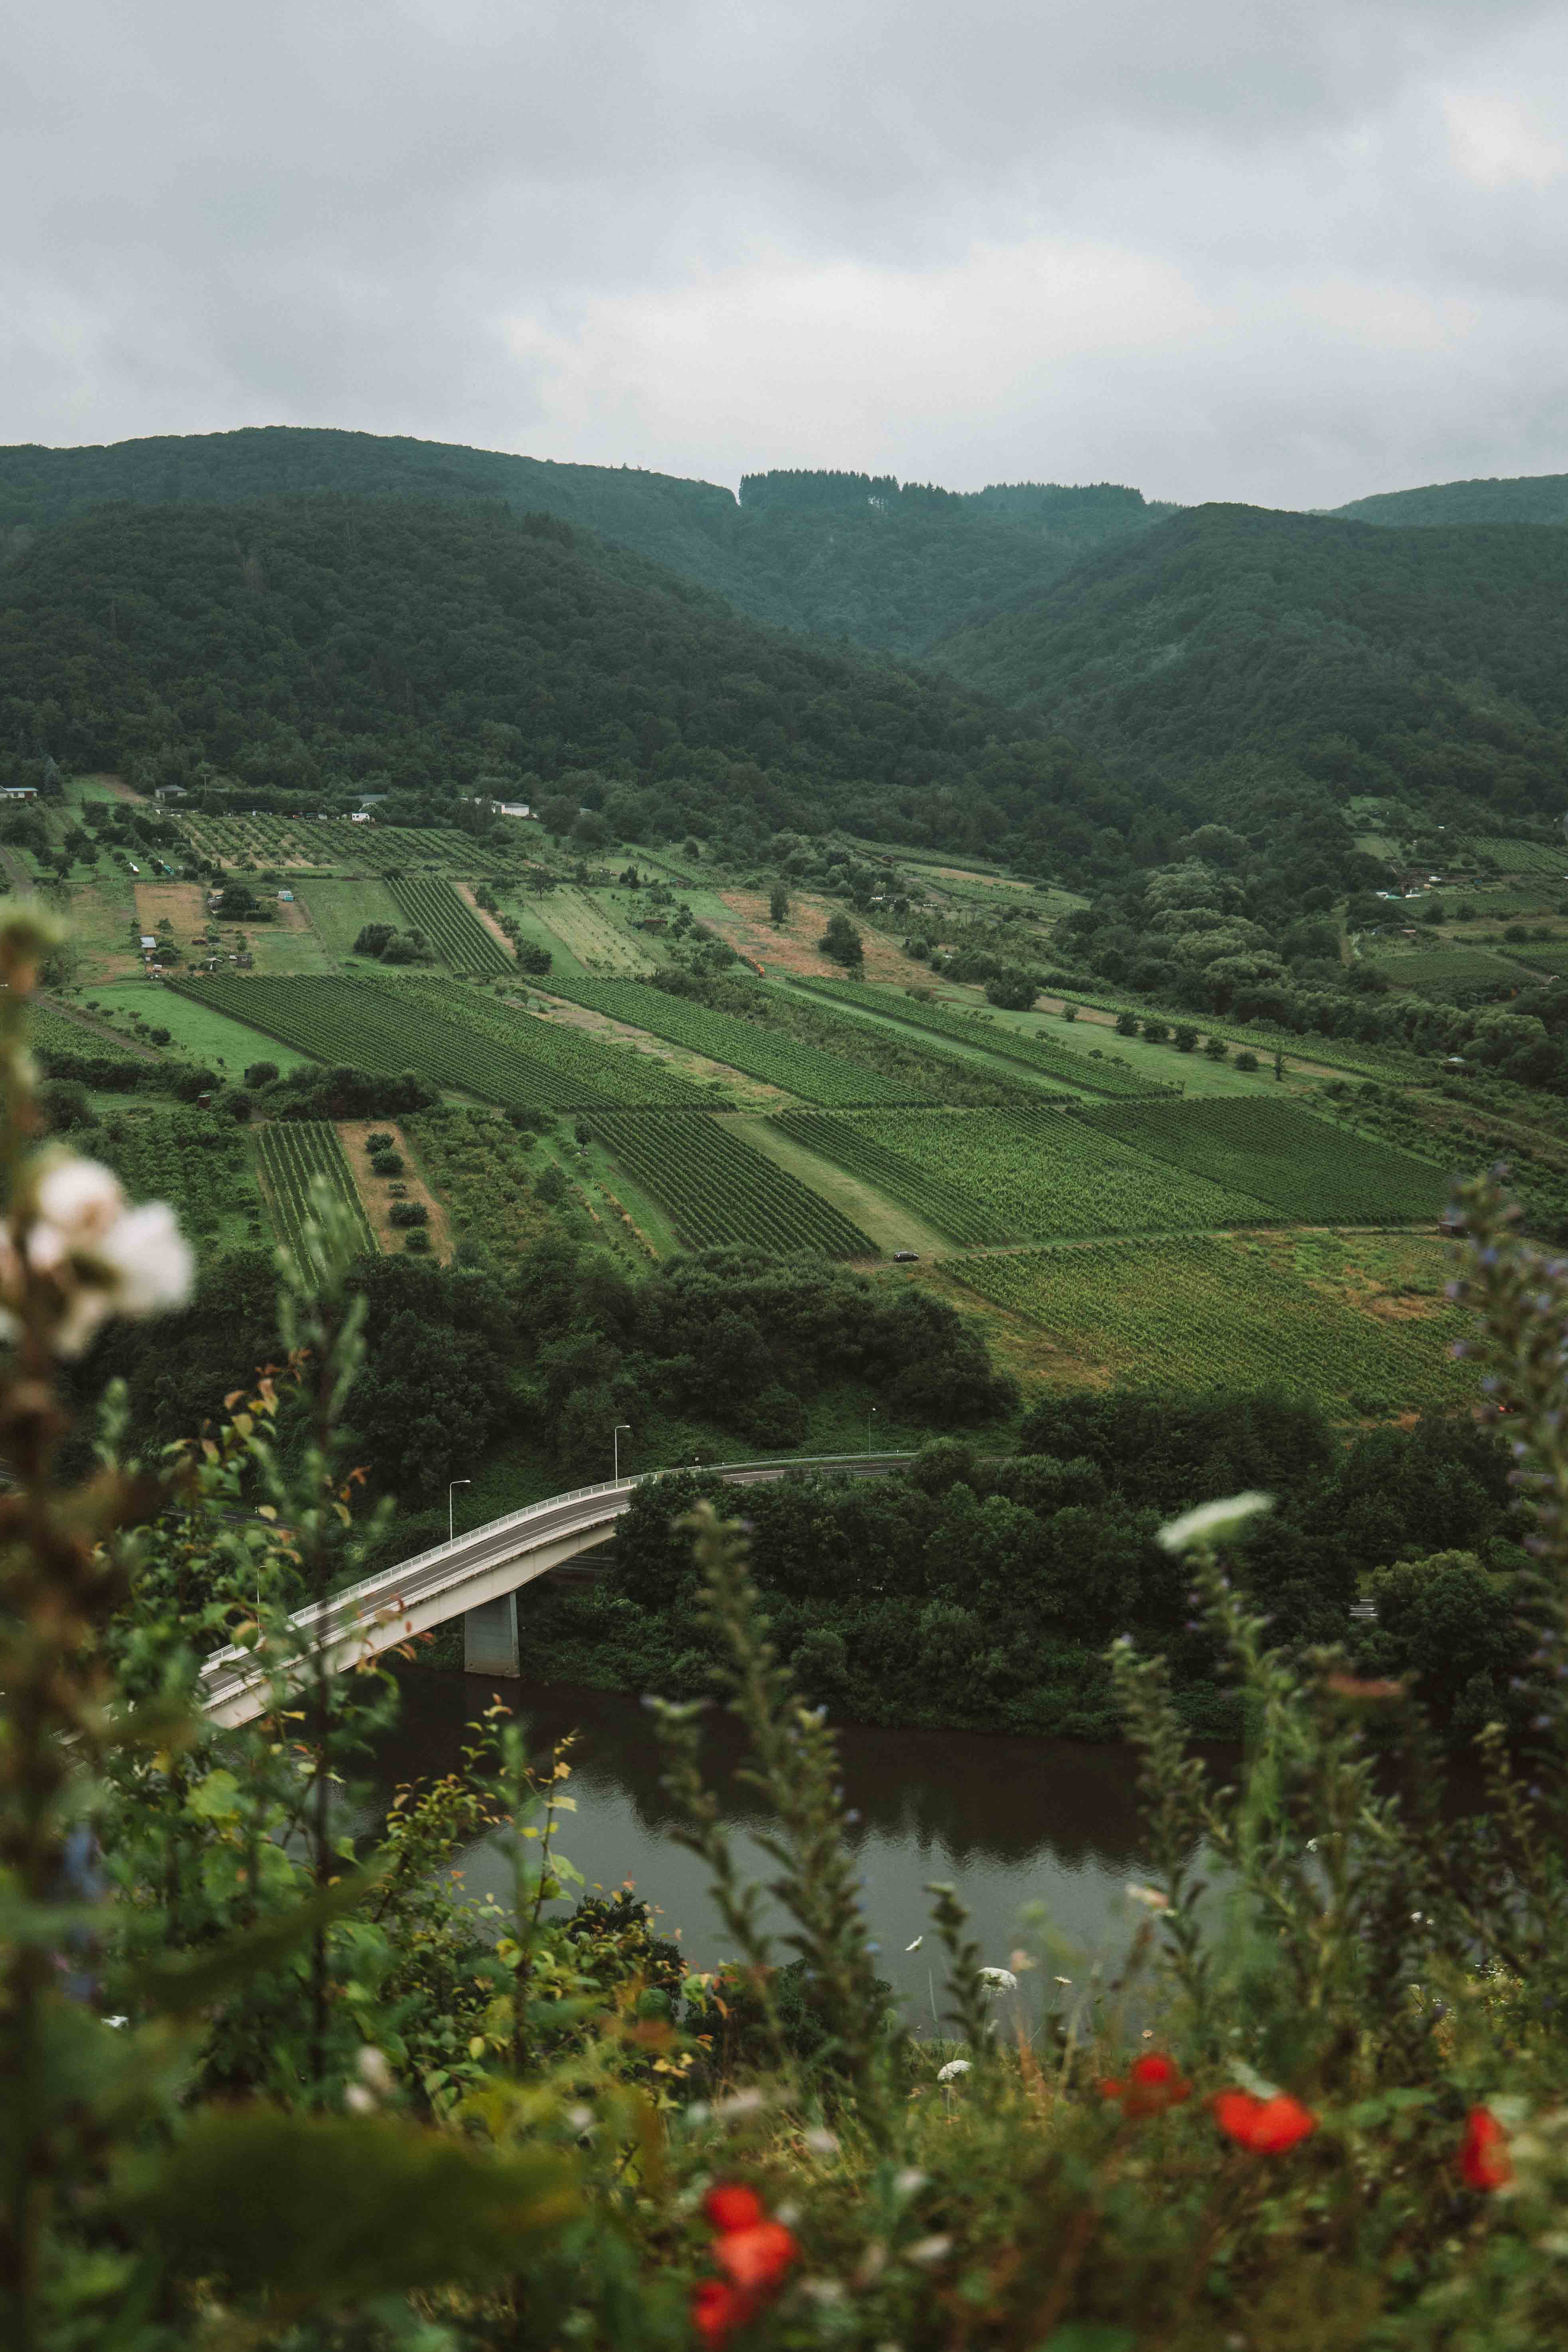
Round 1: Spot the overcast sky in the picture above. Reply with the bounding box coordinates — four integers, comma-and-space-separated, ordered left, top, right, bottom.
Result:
6, 0, 1568, 509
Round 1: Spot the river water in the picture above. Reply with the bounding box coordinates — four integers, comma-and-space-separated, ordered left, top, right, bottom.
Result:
378, 1672, 1206, 2024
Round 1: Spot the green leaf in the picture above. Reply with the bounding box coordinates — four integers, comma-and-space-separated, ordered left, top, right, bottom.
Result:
132, 2109, 577, 2300
138, 1867, 384, 2018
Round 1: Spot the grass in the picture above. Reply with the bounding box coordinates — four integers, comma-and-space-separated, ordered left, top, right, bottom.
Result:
87, 983, 316, 1075
296, 876, 403, 957
738, 1116, 959, 1258
529, 888, 658, 976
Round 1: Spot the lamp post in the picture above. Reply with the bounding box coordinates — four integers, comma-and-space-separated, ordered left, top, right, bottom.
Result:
613, 1423, 631, 1482
448, 1478, 471, 1545
867, 1404, 878, 1456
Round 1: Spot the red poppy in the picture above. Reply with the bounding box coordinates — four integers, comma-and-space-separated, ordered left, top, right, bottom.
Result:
1099, 2051, 1192, 2119
714, 2220, 799, 2295
704, 2184, 766, 2234
691, 2279, 757, 2346
1460, 2106, 1512, 2192
1213, 2089, 1317, 2153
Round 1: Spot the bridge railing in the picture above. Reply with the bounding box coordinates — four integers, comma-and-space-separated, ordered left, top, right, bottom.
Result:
198, 1453, 914, 1691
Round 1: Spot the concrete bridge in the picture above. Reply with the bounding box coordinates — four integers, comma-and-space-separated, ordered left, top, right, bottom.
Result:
198, 1454, 913, 1729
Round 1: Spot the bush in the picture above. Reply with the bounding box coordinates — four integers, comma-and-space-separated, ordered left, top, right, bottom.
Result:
818, 911, 864, 971
1202, 1035, 1228, 1060
1115, 1009, 1139, 1036
366, 1132, 394, 1151
983, 970, 1038, 1011
402, 1227, 432, 1252
352, 923, 395, 956
518, 943, 552, 976
370, 1151, 405, 1177
243, 1061, 280, 1088
388, 1200, 429, 1228
1235, 1048, 1260, 1071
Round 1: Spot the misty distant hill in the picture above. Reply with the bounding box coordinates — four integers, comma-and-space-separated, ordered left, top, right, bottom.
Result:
1333, 471, 1568, 528
0, 429, 1173, 656
927, 502, 1568, 814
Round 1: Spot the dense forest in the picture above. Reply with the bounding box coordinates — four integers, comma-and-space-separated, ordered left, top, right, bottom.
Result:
1334, 470, 1568, 528
929, 502, 1568, 814
0, 492, 1199, 876
0, 429, 1171, 654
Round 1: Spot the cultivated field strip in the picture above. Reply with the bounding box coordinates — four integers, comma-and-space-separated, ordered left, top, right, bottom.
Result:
767, 1111, 1016, 1246
166, 975, 706, 1109
589, 1111, 876, 1257
255, 1122, 376, 1256
1080, 1098, 1448, 1224
793, 977, 1174, 1098
948, 1235, 1476, 1410
851, 1107, 1271, 1241
544, 980, 931, 1106
385, 877, 514, 974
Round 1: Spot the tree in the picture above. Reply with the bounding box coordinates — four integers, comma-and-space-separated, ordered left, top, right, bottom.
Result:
769, 881, 790, 926
819, 912, 864, 971
984, 971, 1038, 1011
1115, 1010, 1139, 1037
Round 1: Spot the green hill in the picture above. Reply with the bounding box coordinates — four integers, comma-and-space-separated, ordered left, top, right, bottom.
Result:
0, 429, 1171, 655
927, 502, 1568, 811
1333, 472, 1568, 529
0, 491, 1165, 872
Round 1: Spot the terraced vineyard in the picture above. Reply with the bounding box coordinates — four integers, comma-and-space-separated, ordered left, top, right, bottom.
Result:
166, 975, 707, 1109
948, 1234, 1476, 1411
255, 1122, 377, 1256
1377, 949, 1521, 986
793, 977, 1173, 1098
589, 1111, 876, 1257
849, 1108, 1270, 1240
1082, 1099, 1447, 1224
386, 877, 514, 974
768, 1112, 1015, 1246
544, 981, 931, 1106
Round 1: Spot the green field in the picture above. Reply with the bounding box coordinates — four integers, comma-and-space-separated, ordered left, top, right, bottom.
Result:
295, 876, 403, 956
1081, 1099, 1447, 1224
1465, 837, 1568, 877
1377, 949, 1523, 986
530, 887, 658, 976
90, 1105, 266, 1253
794, 977, 1172, 1098
767, 1112, 1014, 1246
847, 1108, 1270, 1240
255, 1121, 376, 1257
543, 981, 933, 1106
404, 1109, 556, 1265
89, 984, 316, 1074
588, 1110, 875, 1258
947, 1233, 1475, 1412
385, 877, 514, 975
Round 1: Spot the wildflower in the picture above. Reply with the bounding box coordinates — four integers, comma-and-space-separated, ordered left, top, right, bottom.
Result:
1156, 1492, 1272, 1555
5, 1155, 192, 1357
936, 2059, 971, 2083
1100, 2051, 1192, 2120
705, 2184, 765, 2233
1213, 2089, 1317, 2153
692, 2279, 755, 2346
977, 1966, 1017, 1994
1460, 2106, 1512, 2191
716, 2221, 800, 2295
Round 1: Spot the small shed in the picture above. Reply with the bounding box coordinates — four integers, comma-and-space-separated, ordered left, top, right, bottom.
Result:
277, 890, 295, 903
139, 935, 157, 950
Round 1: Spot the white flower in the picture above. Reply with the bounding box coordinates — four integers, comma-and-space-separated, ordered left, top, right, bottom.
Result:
344, 2083, 377, 2115
1125, 1883, 1171, 1911
977, 1966, 1018, 1995
803, 2127, 839, 2157
892, 2167, 927, 2198
1156, 1492, 1272, 1555
936, 2058, 971, 2082
14, 1156, 192, 1356
355, 2045, 393, 2097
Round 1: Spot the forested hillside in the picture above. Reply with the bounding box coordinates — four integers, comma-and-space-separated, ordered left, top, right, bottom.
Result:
1334, 471, 1568, 528
0, 492, 1182, 873
928, 502, 1568, 813
0, 428, 1170, 654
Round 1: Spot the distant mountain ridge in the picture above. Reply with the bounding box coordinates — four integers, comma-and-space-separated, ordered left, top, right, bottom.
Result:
1333, 472, 1568, 528
928, 501, 1568, 815
0, 428, 1173, 657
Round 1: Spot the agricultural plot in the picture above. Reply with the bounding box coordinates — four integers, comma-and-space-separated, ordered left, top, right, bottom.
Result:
404, 1109, 556, 1265
1504, 943, 1568, 977
30, 1001, 152, 1064
255, 1122, 377, 1257
85, 1107, 264, 1250
173, 813, 539, 879
531, 888, 658, 976
545, 981, 932, 1106
167, 975, 706, 1109
1082, 1099, 1447, 1224
295, 876, 403, 956
1465, 838, 1568, 877
854, 1109, 1269, 1240
767, 1112, 1015, 1246
947, 1234, 1476, 1412
589, 1111, 876, 1258
385, 877, 514, 974
794, 979, 1172, 1099
1376, 950, 1522, 986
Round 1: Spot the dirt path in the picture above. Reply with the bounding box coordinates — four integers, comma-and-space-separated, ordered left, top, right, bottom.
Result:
335, 1119, 455, 1262
0, 845, 32, 894
456, 882, 517, 958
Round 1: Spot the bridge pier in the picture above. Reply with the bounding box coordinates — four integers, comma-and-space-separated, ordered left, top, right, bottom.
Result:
464, 1590, 520, 1679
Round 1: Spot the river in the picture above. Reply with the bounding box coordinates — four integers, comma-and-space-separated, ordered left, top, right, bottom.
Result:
377, 1671, 1208, 2025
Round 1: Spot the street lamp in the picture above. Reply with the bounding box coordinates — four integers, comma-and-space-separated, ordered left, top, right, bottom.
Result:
448, 1478, 471, 1544
867, 1404, 878, 1455
613, 1423, 631, 1482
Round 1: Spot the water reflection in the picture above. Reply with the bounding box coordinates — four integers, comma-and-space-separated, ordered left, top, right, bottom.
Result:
377, 1673, 1224, 2023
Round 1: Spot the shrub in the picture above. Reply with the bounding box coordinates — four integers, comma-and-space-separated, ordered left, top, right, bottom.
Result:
1202, 1035, 1228, 1060
370, 1150, 405, 1177
1235, 1047, 1260, 1071
366, 1131, 394, 1151
403, 1227, 432, 1252
243, 1061, 280, 1088
1115, 1009, 1139, 1036
388, 1200, 429, 1228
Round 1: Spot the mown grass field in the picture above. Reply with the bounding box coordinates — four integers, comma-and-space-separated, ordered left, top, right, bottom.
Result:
296, 876, 403, 957
89, 983, 316, 1074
